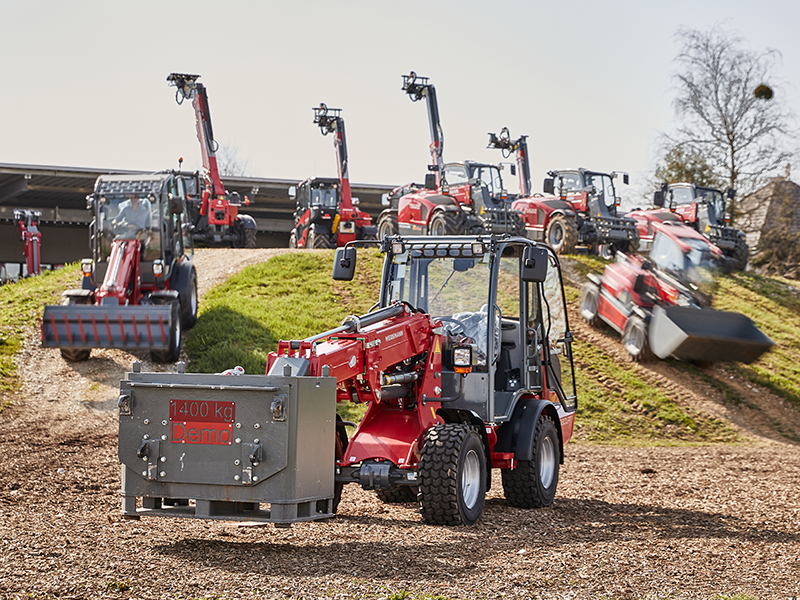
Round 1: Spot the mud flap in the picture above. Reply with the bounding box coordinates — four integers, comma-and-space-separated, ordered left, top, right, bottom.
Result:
648, 305, 774, 363
42, 304, 173, 351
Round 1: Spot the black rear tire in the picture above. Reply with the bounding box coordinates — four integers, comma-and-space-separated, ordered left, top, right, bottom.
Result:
151, 301, 182, 363
731, 237, 749, 271
501, 414, 560, 508
180, 268, 198, 329
376, 485, 419, 503
242, 228, 257, 249
289, 230, 298, 248
419, 423, 486, 526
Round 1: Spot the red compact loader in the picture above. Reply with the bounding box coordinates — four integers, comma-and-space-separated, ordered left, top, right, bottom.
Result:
167, 73, 258, 248
42, 173, 198, 362
579, 223, 772, 362
376, 73, 525, 239
289, 104, 376, 248
14, 209, 42, 276
118, 234, 578, 526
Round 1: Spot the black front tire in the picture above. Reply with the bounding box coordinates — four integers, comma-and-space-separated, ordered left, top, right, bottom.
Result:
546, 215, 578, 254
622, 315, 652, 362
59, 296, 91, 362
308, 228, 335, 249
419, 423, 486, 526
242, 228, 257, 249
181, 268, 198, 329
579, 282, 600, 326
731, 237, 749, 271
151, 301, 182, 363
501, 414, 560, 508
376, 211, 398, 239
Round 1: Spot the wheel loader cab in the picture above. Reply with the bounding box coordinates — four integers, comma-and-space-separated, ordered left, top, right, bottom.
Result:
380, 237, 576, 423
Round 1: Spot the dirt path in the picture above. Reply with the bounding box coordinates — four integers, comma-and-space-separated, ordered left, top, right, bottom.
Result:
0, 250, 799, 599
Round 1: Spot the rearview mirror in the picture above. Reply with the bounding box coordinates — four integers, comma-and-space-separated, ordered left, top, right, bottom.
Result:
288, 186, 297, 200
424, 173, 436, 190
510, 164, 516, 176
543, 178, 555, 195
332, 247, 357, 281
654, 191, 664, 207
381, 193, 390, 207
522, 246, 548, 282
169, 193, 184, 215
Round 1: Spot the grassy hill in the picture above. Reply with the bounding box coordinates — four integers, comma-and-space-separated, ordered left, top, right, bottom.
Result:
182, 250, 800, 446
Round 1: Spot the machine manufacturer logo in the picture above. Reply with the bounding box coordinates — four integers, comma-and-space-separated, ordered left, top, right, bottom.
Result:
385, 331, 403, 343
169, 399, 235, 445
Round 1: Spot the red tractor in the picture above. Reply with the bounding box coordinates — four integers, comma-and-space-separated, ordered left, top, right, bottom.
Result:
167, 73, 258, 249
42, 172, 198, 363
14, 209, 42, 277
117, 234, 578, 526
376, 73, 525, 239
487, 127, 638, 256
632, 182, 749, 271
579, 223, 772, 363
289, 104, 377, 248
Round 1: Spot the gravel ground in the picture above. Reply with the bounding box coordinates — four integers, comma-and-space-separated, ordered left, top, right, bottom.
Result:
1, 248, 799, 600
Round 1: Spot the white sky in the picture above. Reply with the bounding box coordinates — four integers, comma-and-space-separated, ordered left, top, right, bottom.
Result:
1, 0, 798, 205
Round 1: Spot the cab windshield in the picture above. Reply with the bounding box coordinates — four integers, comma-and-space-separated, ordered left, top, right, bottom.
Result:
97, 194, 161, 261
310, 186, 338, 209
583, 172, 616, 209
469, 165, 504, 199
650, 233, 719, 294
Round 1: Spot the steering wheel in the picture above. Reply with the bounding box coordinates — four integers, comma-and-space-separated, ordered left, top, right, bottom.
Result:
437, 317, 465, 335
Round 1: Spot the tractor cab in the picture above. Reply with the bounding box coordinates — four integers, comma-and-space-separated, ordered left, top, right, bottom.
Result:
378, 237, 576, 422
648, 228, 722, 307
546, 169, 625, 219
442, 161, 507, 210
90, 173, 193, 288
657, 183, 729, 231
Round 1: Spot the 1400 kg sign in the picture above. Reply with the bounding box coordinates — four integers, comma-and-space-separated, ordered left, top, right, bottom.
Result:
169, 399, 235, 446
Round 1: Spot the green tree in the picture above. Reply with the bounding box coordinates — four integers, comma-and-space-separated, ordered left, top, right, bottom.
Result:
654, 145, 722, 189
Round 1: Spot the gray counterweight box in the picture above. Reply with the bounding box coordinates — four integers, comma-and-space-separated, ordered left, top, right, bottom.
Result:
118, 370, 336, 524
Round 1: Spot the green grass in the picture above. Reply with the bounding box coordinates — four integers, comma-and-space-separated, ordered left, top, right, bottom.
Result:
0, 266, 82, 400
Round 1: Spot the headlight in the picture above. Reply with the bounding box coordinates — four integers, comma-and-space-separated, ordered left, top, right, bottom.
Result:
81, 259, 93, 276
152, 260, 164, 278
453, 345, 473, 374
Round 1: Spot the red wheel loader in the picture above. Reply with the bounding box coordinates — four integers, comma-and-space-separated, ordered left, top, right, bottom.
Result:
376, 73, 525, 239
117, 234, 578, 526
289, 104, 377, 248
14, 209, 42, 276
632, 182, 749, 270
579, 223, 772, 362
167, 73, 258, 249
42, 172, 198, 363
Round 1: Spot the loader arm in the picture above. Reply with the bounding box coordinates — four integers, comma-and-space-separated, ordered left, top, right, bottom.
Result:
402, 72, 444, 186
313, 105, 353, 212
487, 129, 531, 196
167, 73, 226, 200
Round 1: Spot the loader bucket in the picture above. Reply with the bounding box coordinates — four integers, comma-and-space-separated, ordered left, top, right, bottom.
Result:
648, 305, 774, 363
42, 304, 174, 351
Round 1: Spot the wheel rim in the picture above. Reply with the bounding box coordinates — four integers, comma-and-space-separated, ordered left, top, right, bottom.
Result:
549, 222, 563, 247
598, 244, 613, 260
190, 279, 198, 317
539, 435, 556, 489
431, 219, 444, 236
461, 448, 481, 509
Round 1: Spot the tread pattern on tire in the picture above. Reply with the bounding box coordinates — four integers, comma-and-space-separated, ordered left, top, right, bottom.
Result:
419, 423, 484, 526
309, 229, 335, 249
243, 228, 257, 249
622, 315, 653, 362
429, 212, 464, 236
501, 414, 560, 509
732, 237, 749, 271
377, 212, 398, 239
579, 282, 599, 326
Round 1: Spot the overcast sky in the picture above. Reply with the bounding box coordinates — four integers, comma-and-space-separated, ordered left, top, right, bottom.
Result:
1, 0, 798, 205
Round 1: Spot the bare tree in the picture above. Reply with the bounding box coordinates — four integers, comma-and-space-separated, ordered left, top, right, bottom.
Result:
665, 26, 794, 213
216, 143, 251, 177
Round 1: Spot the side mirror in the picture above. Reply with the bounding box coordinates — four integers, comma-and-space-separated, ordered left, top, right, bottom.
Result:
543, 178, 555, 195
521, 246, 548, 282
169, 193, 184, 215
332, 247, 357, 281
633, 273, 645, 294
510, 164, 516, 176
288, 186, 297, 200
623, 174, 629, 185
424, 173, 437, 190
654, 191, 664, 207
352, 197, 360, 206
726, 188, 736, 199
381, 193, 390, 207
